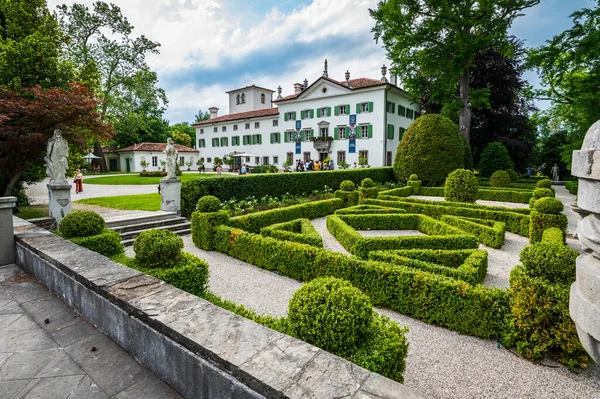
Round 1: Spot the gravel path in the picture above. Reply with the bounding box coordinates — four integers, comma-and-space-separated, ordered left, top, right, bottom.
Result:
310, 217, 350, 255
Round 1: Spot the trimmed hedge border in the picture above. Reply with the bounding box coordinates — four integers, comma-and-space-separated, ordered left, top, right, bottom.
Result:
260, 218, 323, 247
69, 228, 124, 257
380, 186, 533, 204
565, 180, 578, 195
379, 186, 413, 198
335, 205, 407, 215
229, 198, 343, 233
440, 215, 506, 248
181, 167, 394, 216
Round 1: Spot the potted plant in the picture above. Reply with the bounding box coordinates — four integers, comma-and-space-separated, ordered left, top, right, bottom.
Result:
140, 157, 149, 172
185, 160, 192, 171
160, 160, 166, 171
283, 159, 293, 172
196, 159, 205, 173
224, 157, 234, 172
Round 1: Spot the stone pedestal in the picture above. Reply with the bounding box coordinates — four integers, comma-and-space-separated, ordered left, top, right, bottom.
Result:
0, 197, 17, 265
570, 120, 600, 363
47, 184, 72, 229
160, 178, 180, 214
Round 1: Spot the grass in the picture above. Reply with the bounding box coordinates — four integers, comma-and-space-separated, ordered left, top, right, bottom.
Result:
16, 205, 48, 219
75, 193, 161, 211
85, 173, 222, 185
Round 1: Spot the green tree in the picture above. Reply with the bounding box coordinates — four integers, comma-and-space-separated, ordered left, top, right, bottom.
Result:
194, 109, 210, 123
478, 141, 514, 177
172, 132, 192, 148
370, 0, 540, 142
169, 122, 195, 146
527, 2, 600, 167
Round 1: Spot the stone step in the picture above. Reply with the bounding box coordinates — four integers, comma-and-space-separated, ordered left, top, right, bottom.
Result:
119, 222, 192, 242
105, 211, 178, 229
111, 217, 188, 233
122, 227, 191, 247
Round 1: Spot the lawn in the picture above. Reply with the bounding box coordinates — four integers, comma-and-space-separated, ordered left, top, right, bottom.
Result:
16, 205, 49, 219
85, 173, 223, 185
75, 193, 161, 211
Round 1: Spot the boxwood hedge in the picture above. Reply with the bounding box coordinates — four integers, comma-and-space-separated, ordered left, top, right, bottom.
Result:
260, 218, 323, 247
440, 215, 506, 248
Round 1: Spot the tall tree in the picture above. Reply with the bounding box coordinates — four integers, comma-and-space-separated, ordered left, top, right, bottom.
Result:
370, 0, 540, 142
169, 122, 195, 145
527, 1, 600, 167
194, 109, 210, 123
0, 83, 113, 196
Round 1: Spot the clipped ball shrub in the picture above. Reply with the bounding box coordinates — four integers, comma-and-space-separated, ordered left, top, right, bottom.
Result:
489, 170, 512, 188
394, 114, 465, 186
288, 277, 373, 356
520, 240, 577, 284
59, 210, 105, 239
69, 229, 124, 257
196, 195, 221, 212
409, 174, 419, 181
361, 178, 374, 188
478, 142, 514, 177
340, 180, 356, 192
444, 169, 478, 203
532, 188, 555, 199
536, 179, 552, 189
133, 229, 184, 268
533, 197, 564, 214
505, 169, 519, 182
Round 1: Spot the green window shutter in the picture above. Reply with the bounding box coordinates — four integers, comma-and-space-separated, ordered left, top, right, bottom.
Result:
399, 106, 405, 117
334, 106, 339, 116
310, 129, 315, 139
258, 134, 262, 144
284, 132, 288, 143
392, 103, 396, 113
368, 125, 373, 138
399, 127, 405, 141
356, 103, 361, 114
387, 124, 394, 140
310, 109, 314, 118
251, 135, 255, 145
327, 107, 331, 117
346, 104, 350, 112
292, 111, 297, 120
284, 113, 288, 121
368, 102, 373, 112
317, 108, 321, 118
300, 111, 305, 120
270, 133, 274, 144
334, 127, 339, 140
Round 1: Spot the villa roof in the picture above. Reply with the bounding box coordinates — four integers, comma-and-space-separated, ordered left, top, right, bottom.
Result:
274, 77, 387, 103
191, 107, 279, 126
226, 84, 275, 93
116, 142, 198, 153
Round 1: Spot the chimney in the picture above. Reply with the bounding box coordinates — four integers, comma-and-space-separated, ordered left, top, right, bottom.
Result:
345, 70, 350, 87
390, 73, 397, 86
276, 85, 282, 100
294, 83, 302, 94
208, 107, 219, 119
323, 59, 328, 78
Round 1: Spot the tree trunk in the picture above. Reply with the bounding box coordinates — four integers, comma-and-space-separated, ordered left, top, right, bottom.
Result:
3, 171, 23, 197
458, 68, 472, 143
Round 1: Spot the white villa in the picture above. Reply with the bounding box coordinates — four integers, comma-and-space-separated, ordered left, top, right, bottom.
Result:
192, 61, 421, 170
115, 142, 200, 173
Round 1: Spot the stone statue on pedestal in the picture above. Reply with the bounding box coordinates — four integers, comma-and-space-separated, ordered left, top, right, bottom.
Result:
551, 164, 560, 181
164, 137, 178, 179
44, 129, 69, 185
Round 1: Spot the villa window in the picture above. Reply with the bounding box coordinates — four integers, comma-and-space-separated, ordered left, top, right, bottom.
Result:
318, 107, 330, 117
360, 125, 369, 139
233, 124, 238, 131
263, 156, 269, 165
286, 131, 295, 142
285, 111, 295, 121
319, 127, 329, 137
199, 128, 204, 134
286, 152, 293, 163
273, 119, 278, 127
360, 102, 370, 112
261, 93, 266, 104
232, 136, 240, 146
236, 94, 241, 105
245, 123, 250, 130
386, 101, 395, 113
337, 151, 346, 164
179, 156, 185, 166
255, 156, 260, 164
398, 105, 406, 117
241, 93, 246, 104
152, 156, 158, 167
338, 105, 348, 115
207, 157, 212, 163
337, 126, 347, 139
220, 137, 228, 146
301, 109, 313, 119
255, 122, 260, 128
273, 156, 279, 164
222, 126, 227, 132
303, 152, 311, 163
359, 150, 368, 164
213, 127, 218, 133
198, 139, 206, 148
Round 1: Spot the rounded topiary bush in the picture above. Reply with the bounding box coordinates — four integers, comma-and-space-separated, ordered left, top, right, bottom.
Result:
361, 178, 374, 188
506, 169, 519, 182
478, 142, 514, 177
520, 241, 577, 284
288, 277, 373, 356
534, 197, 564, 214
340, 180, 356, 192
409, 174, 419, 181
196, 195, 221, 212
536, 179, 552, 189
489, 170, 512, 188
394, 114, 465, 186
444, 169, 478, 203
59, 210, 105, 239
532, 188, 555, 199
133, 229, 184, 268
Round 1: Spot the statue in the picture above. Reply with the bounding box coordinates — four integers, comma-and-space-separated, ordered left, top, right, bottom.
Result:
44, 129, 69, 185
551, 164, 560, 181
164, 137, 178, 179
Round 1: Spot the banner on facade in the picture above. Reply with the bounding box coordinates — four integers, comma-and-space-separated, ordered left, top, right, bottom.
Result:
349, 114, 357, 153
295, 120, 302, 154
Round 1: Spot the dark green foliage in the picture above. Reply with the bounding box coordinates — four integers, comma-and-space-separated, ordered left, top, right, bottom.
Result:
260, 218, 323, 247
532, 188, 554, 199
335, 205, 407, 215
359, 187, 380, 200
133, 229, 183, 268
489, 170, 512, 187
444, 169, 478, 203
478, 142, 514, 177
180, 167, 394, 216
533, 197, 564, 214
350, 313, 409, 383
565, 180, 578, 195
529, 211, 568, 243
334, 189, 359, 207
190, 210, 230, 250
393, 114, 465, 186
477, 188, 532, 203
407, 179, 422, 194
340, 180, 356, 191
196, 195, 221, 212
69, 228, 124, 257
365, 197, 531, 236
506, 169, 519, 182
139, 170, 181, 177
441, 215, 506, 248
361, 178, 375, 188
536, 179, 552, 189
379, 186, 413, 197
229, 199, 342, 233
288, 277, 373, 356
520, 230, 577, 284
59, 210, 105, 238
369, 248, 488, 285
418, 186, 444, 196
409, 174, 419, 181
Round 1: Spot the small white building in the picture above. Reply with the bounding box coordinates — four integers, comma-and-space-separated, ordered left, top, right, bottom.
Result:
192, 61, 421, 170
116, 142, 200, 173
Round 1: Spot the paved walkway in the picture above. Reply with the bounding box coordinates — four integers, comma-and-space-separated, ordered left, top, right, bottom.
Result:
0, 263, 181, 399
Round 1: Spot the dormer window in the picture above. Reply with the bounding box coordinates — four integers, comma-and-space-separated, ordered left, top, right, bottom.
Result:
261, 93, 266, 104
236, 94, 241, 105
241, 93, 246, 104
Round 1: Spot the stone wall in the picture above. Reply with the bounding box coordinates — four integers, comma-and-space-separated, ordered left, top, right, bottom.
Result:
13, 217, 427, 399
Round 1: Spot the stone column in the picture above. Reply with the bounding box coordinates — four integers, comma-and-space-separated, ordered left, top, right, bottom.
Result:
160, 178, 181, 214
0, 197, 17, 265
570, 120, 600, 363
47, 183, 72, 228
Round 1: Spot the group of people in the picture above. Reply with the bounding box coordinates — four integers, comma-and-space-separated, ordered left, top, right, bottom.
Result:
295, 159, 334, 172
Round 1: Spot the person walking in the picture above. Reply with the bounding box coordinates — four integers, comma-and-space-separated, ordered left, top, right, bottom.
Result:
74, 169, 83, 193
216, 164, 222, 176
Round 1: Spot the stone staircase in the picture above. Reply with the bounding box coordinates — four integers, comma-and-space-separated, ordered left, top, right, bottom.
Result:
105, 211, 191, 247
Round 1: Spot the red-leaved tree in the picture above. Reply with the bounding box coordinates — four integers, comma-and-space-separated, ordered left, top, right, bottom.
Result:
0, 83, 113, 196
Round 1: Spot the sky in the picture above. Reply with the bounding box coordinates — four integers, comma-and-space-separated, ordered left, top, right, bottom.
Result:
46, 0, 597, 125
